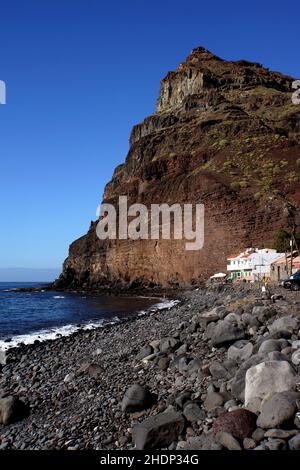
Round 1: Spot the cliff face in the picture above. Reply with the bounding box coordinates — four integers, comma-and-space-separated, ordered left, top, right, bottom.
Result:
57, 47, 300, 289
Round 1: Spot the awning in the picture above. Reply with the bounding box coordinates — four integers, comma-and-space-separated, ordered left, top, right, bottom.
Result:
210, 272, 227, 279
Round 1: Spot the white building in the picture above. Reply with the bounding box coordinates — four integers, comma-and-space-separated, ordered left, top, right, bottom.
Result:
227, 248, 285, 282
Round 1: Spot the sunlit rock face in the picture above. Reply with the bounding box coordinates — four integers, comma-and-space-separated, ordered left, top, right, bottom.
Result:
56, 47, 300, 289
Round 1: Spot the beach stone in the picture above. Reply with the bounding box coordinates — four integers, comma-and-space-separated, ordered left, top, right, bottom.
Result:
252, 427, 265, 442
228, 340, 253, 363
264, 429, 299, 439
136, 345, 153, 361
224, 399, 237, 411
281, 346, 293, 355
183, 402, 205, 422
288, 434, 300, 450
267, 351, 289, 362
141, 353, 157, 364
213, 409, 256, 439
86, 363, 102, 378
241, 313, 259, 328
0, 396, 29, 425
252, 306, 276, 323
245, 361, 296, 413
243, 437, 256, 449
231, 354, 266, 401
204, 392, 224, 411
292, 350, 300, 366
92, 347, 102, 356
159, 337, 178, 353
224, 312, 242, 324
257, 391, 300, 429
268, 316, 299, 334
211, 320, 245, 348
258, 339, 282, 354
132, 411, 184, 450
176, 344, 187, 355
63, 372, 75, 383
265, 439, 287, 450
294, 412, 300, 429
292, 340, 300, 349
176, 434, 222, 450
177, 356, 189, 374
199, 308, 222, 326
121, 385, 153, 412
215, 431, 241, 450
186, 358, 202, 376
149, 340, 160, 352
209, 362, 230, 380
175, 391, 192, 409
158, 357, 170, 370
205, 322, 217, 339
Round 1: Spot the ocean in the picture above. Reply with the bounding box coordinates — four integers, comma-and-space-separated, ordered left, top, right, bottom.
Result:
0, 282, 175, 350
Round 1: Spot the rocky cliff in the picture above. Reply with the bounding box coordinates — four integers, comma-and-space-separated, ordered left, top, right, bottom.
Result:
56, 47, 300, 289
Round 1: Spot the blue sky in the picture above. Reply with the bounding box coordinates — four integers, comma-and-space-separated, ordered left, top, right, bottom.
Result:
0, 0, 299, 281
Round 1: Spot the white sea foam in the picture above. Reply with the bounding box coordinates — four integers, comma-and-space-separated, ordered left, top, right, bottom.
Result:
0, 297, 179, 352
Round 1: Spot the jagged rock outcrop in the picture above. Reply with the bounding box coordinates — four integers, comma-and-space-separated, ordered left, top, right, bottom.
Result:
56, 47, 300, 289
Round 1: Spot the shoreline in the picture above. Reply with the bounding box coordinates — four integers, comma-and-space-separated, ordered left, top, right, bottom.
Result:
1, 285, 300, 450
0, 293, 181, 353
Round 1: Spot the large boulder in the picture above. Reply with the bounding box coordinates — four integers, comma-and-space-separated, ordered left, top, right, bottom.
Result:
268, 316, 299, 334
211, 320, 245, 348
213, 409, 257, 439
0, 396, 29, 425
231, 354, 266, 401
245, 361, 297, 413
121, 384, 153, 412
132, 411, 185, 450
257, 391, 300, 429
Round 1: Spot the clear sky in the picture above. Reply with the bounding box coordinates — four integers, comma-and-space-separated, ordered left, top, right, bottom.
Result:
0, 0, 299, 281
